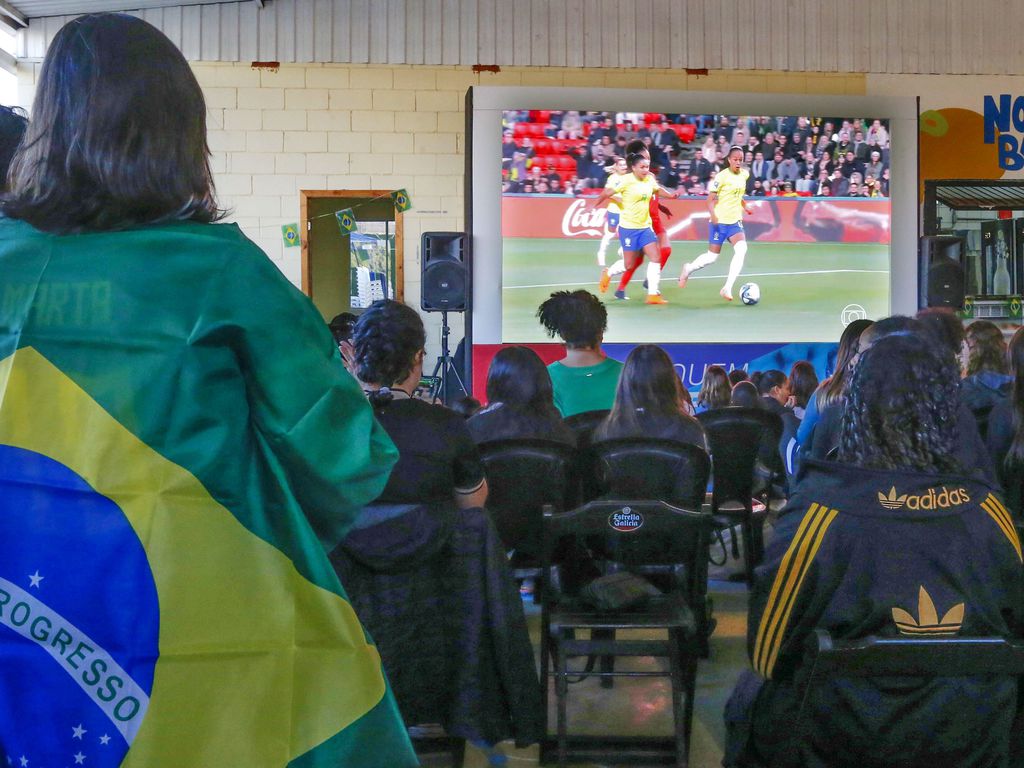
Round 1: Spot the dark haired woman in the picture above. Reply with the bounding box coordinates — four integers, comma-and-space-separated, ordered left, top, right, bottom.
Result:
468, 346, 575, 446
787, 360, 819, 419
353, 300, 488, 510
0, 14, 414, 765
0, 104, 27, 189
594, 344, 706, 448
962, 320, 1011, 439
678, 145, 753, 301
696, 364, 732, 413
537, 289, 623, 417
797, 318, 873, 450
726, 334, 1024, 768
987, 327, 1024, 514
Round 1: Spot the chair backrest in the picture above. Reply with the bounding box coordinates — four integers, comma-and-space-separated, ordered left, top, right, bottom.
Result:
592, 437, 711, 510
697, 407, 783, 507
542, 500, 713, 605
479, 438, 576, 555
563, 409, 611, 502
797, 629, 1024, 761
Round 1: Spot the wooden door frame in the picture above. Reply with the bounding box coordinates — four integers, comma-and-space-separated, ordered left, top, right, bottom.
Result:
299, 189, 405, 301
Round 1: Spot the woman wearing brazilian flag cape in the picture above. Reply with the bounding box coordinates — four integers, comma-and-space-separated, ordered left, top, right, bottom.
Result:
0, 13, 417, 768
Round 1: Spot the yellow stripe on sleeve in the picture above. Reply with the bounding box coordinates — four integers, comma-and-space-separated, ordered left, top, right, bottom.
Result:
753, 503, 826, 675
982, 495, 1022, 562
761, 506, 839, 679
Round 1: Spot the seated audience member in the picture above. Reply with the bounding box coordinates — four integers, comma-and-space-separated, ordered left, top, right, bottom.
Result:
724, 333, 1024, 768
537, 289, 623, 417
987, 327, 1024, 515
468, 346, 575, 446
450, 396, 482, 419
757, 369, 800, 477
961, 320, 1012, 438
352, 299, 488, 509
697, 364, 732, 413
728, 368, 750, 386
0, 105, 28, 187
787, 360, 819, 420
594, 344, 706, 449
730, 380, 761, 409
798, 318, 873, 452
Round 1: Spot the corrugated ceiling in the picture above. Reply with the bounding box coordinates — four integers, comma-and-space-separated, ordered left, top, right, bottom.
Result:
5, 1, 242, 21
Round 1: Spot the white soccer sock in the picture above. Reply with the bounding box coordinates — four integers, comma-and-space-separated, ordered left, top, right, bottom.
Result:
686, 250, 720, 274
646, 260, 662, 295
723, 240, 748, 295
596, 229, 614, 266
608, 257, 626, 278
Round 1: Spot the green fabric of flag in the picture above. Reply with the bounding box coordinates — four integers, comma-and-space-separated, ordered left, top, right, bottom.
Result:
390, 189, 412, 212
0, 217, 418, 767
335, 208, 357, 234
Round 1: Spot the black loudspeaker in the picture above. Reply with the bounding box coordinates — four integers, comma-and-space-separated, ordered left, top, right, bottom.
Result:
919, 235, 966, 309
421, 232, 467, 312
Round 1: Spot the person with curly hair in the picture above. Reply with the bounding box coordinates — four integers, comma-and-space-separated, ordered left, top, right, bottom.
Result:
725, 333, 1024, 768
537, 289, 623, 417
468, 345, 575, 446
352, 299, 488, 510
696, 364, 732, 413
961, 320, 1012, 440
987, 327, 1024, 515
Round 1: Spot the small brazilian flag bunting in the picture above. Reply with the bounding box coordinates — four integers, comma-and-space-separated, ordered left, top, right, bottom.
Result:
335, 208, 357, 234
390, 189, 412, 212
281, 223, 300, 248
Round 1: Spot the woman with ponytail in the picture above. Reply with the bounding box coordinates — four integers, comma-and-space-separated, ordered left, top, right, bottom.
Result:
353, 299, 488, 509
987, 326, 1024, 515
537, 289, 623, 416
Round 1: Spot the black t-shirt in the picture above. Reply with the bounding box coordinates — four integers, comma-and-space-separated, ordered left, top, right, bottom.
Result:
466, 402, 576, 447
372, 395, 486, 504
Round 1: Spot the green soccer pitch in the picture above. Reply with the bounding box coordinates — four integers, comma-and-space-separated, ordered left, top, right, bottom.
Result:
501, 238, 890, 344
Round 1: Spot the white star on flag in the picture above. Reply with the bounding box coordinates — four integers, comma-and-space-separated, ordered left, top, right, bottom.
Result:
98, 734, 110, 746
72, 723, 87, 739
18, 757, 27, 768
73, 752, 86, 765
28, 571, 43, 588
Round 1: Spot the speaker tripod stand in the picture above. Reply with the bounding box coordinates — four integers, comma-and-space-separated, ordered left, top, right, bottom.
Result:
428, 310, 466, 405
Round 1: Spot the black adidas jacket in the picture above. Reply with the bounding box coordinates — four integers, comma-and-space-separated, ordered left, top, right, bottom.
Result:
745, 458, 1024, 768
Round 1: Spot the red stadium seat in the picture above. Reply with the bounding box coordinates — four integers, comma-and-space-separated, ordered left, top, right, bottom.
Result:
548, 139, 564, 153
582, 123, 591, 137
530, 124, 546, 138
534, 138, 552, 153
558, 156, 575, 170
528, 110, 542, 122
513, 123, 529, 138
672, 124, 696, 143
645, 112, 663, 125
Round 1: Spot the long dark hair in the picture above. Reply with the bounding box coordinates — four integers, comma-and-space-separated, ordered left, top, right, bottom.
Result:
0, 105, 27, 189
537, 290, 607, 350
4, 13, 221, 233
352, 300, 425, 406
838, 334, 960, 473
601, 345, 692, 436
788, 361, 819, 409
697, 365, 731, 410
965, 320, 1008, 377
486, 346, 559, 416
818, 318, 874, 408
1005, 327, 1024, 467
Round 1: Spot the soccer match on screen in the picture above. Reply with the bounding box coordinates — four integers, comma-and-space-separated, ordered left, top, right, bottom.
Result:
500, 110, 892, 344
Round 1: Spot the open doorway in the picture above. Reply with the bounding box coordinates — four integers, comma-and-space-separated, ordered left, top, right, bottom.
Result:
300, 190, 404, 321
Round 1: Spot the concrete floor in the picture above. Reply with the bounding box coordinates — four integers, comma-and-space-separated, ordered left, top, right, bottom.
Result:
422, 577, 750, 768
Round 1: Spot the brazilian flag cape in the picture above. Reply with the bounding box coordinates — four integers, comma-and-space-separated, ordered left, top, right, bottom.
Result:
0, 218, 418, 767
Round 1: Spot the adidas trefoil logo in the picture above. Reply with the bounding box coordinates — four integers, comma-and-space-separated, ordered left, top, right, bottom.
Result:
878, 486, 908, 509
891, 586, 965, 636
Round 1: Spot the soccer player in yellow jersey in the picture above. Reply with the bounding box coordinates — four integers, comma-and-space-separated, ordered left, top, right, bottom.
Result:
678, 145, 754, 301
595, 157, 628, 279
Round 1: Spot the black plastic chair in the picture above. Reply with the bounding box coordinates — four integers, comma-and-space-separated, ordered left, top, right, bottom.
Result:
563, 409, 610, 503
593, 437, 711, 510
697, 407, 783, 585
794, 629, 1024, 766
541, 500, 714, 768
478, 438, 576, 577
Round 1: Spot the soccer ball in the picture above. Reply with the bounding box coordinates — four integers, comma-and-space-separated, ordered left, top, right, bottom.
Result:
739, 283, 760, 305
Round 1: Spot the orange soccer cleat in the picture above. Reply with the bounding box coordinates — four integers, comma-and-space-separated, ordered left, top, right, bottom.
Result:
598, 268, 611, 293
645, 294, 669, 305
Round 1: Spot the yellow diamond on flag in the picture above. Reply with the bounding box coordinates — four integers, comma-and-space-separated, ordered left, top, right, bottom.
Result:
390, 189, 412, 212
335, 209, 356, 234
281, 223, 300, 248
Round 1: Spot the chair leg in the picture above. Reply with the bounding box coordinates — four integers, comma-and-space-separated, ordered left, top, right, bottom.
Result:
450, 738, 466, 767
556, 643, 570, 768
683, 654, 699, 750
742, 522, 756, 586
667, 629, 688, 768
729, 523, 741, 559
597, 628, 616, 688
540, 620, 551, 747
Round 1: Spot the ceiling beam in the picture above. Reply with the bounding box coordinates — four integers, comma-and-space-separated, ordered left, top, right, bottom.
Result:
0, 0, 26, 28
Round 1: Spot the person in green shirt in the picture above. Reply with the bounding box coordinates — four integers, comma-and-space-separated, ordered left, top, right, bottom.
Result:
537, 289, 624, 417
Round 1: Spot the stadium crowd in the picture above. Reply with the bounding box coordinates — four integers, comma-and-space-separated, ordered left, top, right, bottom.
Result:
502, 110, 891, 198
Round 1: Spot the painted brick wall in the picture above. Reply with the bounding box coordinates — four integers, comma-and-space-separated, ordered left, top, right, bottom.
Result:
14, 62, 864, 353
